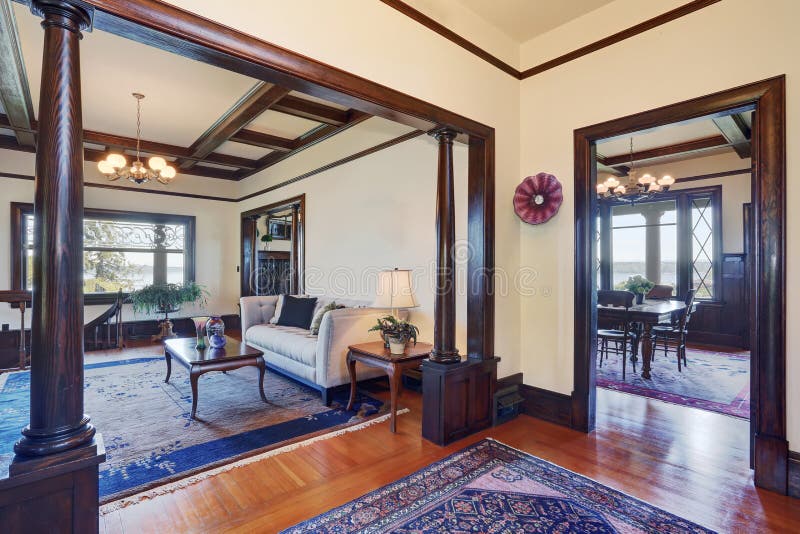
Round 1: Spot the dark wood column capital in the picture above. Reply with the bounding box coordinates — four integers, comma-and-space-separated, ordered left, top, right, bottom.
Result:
14, 0, 95, 458
429, 127, 460, 364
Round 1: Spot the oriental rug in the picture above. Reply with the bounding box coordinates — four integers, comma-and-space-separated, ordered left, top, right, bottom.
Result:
597, 347, 749, 418
283, 438, 715, 533
0, 356, 386, 503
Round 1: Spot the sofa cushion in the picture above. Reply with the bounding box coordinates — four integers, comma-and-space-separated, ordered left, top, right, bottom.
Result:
245, 324, 318, 367
277, 296, 318, 329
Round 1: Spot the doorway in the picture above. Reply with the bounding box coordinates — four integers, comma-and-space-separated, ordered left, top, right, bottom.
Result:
240, 195, 305, 297
573, 77, 787, 494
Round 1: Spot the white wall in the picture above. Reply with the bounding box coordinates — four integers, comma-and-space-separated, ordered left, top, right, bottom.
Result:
0, 149, 240, 329
518, 0, 799, 446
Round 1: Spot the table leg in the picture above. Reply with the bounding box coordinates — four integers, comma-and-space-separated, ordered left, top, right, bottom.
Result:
257, 359, 267, 403
641, 323, 653, 379
346, 353, 357, 411
164, 350, 172, 383
387, 366, 402, 433
190, 366, 200, 419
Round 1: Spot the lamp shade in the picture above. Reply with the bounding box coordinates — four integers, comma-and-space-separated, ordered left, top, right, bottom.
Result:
373, 268, 418, 309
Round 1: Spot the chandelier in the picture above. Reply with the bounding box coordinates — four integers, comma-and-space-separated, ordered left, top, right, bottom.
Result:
596, 138, 674, 204
97, 93, 177, 185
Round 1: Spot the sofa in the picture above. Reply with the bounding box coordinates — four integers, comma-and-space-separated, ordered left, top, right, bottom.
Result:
240, 295, 389, 405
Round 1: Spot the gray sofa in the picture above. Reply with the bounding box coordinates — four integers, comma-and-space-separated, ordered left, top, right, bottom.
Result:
239, 295, 388, 404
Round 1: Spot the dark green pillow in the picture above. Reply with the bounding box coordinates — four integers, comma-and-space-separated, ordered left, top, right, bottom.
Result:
309, 302, 344, 335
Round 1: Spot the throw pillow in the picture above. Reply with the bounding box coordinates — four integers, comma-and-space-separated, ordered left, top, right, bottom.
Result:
309, 302, 345, 335
269, 295, 285, 324
276, 295, 318, 329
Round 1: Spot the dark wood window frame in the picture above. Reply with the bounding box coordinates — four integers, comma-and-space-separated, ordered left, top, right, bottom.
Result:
599, 185, 723, 301
574, 76, 787, 494
10, 202, 196, 305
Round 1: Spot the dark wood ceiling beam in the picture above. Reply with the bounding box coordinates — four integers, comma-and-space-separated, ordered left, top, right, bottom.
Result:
601, 135, 729, 167
712, 114, 751, 158
237, 110, 370, 180
229, 129, 295, 152
0, 113, 259, 170
0, 0, 36, 147
270, 95, 349, 125
179, 82, 291, 170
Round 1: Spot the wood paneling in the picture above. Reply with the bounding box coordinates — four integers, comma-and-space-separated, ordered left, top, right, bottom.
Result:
519, 384, 573, 427
573, 76, 787, 494
688, 254, 749, 348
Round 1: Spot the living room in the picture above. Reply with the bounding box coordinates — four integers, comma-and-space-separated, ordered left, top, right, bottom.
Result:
1, 0, 799, 532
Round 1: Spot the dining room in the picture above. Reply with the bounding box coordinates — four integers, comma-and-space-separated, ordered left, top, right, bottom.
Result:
593, 111, 753, 421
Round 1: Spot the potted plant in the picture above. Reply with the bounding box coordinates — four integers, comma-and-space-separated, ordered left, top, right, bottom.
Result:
369, 315, 420, 355
620, 275, 655, 304
260, 233, 273, 251
130, 282, 208, 341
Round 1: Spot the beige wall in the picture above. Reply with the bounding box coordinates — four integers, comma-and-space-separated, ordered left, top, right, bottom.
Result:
519, 0, 798, 446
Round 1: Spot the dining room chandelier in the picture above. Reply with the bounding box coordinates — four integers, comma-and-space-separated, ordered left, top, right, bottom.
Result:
596, 138, 674, 204
97, 93, 177, 185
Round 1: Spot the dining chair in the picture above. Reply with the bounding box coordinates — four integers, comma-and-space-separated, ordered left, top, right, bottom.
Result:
650, 289, 696, 372
647, 284, 674, 300
597, 290, 637, 379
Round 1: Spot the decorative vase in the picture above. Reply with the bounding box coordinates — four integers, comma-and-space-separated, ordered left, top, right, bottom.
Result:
206, 316, 226, 348
191, 316, 210, 350
635, 292, 645, 305
388, 336, 406, 355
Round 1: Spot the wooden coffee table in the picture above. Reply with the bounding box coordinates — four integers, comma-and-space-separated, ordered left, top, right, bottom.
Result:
346, 341, 432, 433
164, 336, 267, 419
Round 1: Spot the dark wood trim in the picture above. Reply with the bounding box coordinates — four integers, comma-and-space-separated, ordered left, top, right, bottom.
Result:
178, 82, 291, 170
598, 135, 728, 167
230, 129, 295, 152
712, 114, 751, 158
573, 76, 787, 494
789, 450, 800, 499
378, 0, 519, 79
271, 94, 350, 125
520, 0, 722, 79
519, 384, 573, 427
0, 1, 36, 147
82, 145, 240, 180
237, 130, 424, 202
496, 372, 523, 390
82, 180, 238, 201
674, 168, 751, 184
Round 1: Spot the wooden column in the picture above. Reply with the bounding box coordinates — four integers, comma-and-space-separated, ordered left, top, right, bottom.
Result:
14, 0, 95, 458
290, 203, 299, 294
241, 215, 258, 296
429, 128, 460, 364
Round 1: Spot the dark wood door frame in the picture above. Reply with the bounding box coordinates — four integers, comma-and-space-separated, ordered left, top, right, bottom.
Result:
573, 76, 787, 494
241, 194, 306, 297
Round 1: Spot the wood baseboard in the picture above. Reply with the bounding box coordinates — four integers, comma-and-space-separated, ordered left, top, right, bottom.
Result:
496, 372, 523, 390
789, 451, 800, 498
519, 384, 573, 427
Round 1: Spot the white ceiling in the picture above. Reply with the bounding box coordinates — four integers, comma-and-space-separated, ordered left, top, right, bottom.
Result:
454, 0, 615, 42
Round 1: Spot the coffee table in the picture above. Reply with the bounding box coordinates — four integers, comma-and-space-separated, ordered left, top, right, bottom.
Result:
346, 341, 432, 433
163, 336, 267, 419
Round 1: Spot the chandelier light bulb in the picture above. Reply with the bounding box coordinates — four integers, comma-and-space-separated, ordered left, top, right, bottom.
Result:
605, 177, 619, 188
161, 166, 176, 179
98, 160, 114, 174
658, 175, 675, 186
596, 183, 608, 194
148, 156, 167, 171
614, 185, 626, 194
638, 173, 653, 185
107, 153, 126, 169
649, 182, 662, 192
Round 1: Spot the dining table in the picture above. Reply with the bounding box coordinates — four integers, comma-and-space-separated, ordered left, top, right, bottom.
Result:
597, 299, 694, 379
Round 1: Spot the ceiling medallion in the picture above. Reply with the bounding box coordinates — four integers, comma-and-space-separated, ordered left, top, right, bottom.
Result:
97, 93, 177, 185
596, 138, 674, 204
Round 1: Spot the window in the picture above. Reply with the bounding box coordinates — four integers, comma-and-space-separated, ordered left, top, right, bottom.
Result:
598, 186, 721, 300
12, 204, 195, 304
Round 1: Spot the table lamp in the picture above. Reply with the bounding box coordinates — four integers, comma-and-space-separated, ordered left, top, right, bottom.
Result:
373, 268, 419, 319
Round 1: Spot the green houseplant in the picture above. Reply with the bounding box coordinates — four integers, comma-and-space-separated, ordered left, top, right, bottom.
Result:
130, 282, 208, 341
369, 315, 420, 355
620, 275, 655, 304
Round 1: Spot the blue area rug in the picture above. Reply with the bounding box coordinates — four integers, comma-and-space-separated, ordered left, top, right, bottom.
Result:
0, 357, 383, 502
284, 439, 715, 533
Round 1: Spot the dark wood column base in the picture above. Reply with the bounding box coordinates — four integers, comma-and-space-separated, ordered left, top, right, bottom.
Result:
754, 433, 789, 494
429, 349, 460, 364
422, 357, 498, 445
14, 418, 96, 458
1, 436, 105, 532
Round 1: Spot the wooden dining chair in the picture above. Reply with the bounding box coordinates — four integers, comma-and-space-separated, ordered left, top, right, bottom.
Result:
647, 284, 674, 300
650, 289, 696, 372
597, 290, 637, 379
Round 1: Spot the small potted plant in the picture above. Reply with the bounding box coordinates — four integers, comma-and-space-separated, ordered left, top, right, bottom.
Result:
621, 275, 655, 304
260, 233, 273, 251
130, 282, 208, 341
369, 315, 420, 355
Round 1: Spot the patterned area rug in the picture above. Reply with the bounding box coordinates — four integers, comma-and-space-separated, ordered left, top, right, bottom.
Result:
597, 347, 749, 418
284, 439, 714, 533
0, 357, 384, 503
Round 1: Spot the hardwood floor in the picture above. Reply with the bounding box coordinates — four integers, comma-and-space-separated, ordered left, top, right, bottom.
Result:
90, 344, 800, 533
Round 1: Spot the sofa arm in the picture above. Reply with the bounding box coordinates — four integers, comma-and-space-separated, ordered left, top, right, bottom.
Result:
239, 295, 279, 335
315, 307, 385, 388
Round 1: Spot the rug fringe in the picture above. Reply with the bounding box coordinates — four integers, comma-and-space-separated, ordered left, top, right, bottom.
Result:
99, 408, 410, 514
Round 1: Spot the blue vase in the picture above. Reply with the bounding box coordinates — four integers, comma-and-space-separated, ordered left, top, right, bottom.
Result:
206, 316, 226, 348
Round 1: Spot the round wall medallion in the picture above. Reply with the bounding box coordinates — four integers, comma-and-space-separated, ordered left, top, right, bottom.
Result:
513, 173, 563, 225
